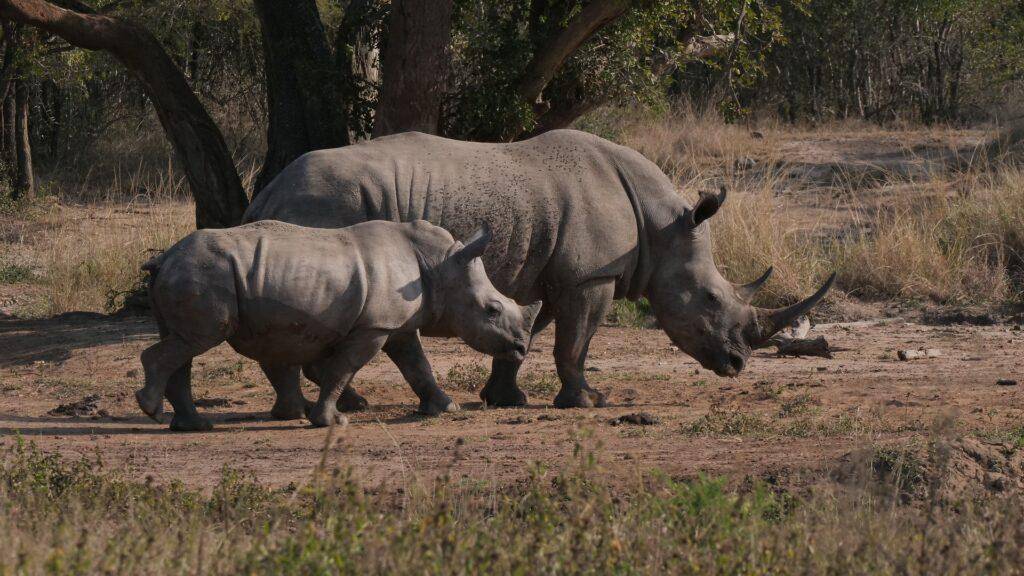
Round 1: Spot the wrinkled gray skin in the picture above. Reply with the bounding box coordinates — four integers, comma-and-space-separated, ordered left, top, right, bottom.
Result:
243, 129, 834, 410
136, 219, 540, 431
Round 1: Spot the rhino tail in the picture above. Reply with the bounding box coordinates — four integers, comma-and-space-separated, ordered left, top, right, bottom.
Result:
141, 250, 166, 273
141, 250, 170, 336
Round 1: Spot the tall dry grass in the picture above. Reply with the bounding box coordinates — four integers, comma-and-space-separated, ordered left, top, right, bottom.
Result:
37, 200, 192, 315
610, 106, 1024, 310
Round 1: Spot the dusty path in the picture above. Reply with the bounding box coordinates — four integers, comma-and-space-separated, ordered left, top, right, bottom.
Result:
1, 314, 1021, 490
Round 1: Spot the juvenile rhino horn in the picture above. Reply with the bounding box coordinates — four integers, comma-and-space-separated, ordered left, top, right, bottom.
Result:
754, 273, 836, 342
735, 266, 773, 303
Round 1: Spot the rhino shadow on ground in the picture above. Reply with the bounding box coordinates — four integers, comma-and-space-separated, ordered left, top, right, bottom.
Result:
0, 313, 156, 368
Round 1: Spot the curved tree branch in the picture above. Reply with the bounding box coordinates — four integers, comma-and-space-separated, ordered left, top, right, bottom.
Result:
517, 0, 631, 107
0, 0, 247, 228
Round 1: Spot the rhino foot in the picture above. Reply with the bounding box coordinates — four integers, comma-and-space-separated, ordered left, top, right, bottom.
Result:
337, 387, 369, 412
135, 387, 164, 420
553, 387, 607, 409
169, 413, 214, 432
418, 394, 460, 416
306, 403, 349, 428
271, 398, 311, 420
479, 384, 528, 408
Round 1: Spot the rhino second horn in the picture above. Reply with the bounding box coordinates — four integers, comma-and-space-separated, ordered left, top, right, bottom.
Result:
735, 266, 773, 303
754, 272, 836, 343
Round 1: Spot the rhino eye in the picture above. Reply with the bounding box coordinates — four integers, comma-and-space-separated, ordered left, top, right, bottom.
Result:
485, 302, 502, 317
706, 291, 719, 304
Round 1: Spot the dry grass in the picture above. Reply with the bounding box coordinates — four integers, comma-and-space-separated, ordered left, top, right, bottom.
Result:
609, 106, 1024, 310
4, 429, 1024, 575
4, 106, 1024, 318
37, 200, 192, 316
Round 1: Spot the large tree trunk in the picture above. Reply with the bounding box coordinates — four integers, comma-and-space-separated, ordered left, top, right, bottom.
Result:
372, 0, 453, 137
11, 75, 30, 198
252, 0, 348, 194
0, 0, 247, 228
2, 86, 13, 167
336, 0, 380, 142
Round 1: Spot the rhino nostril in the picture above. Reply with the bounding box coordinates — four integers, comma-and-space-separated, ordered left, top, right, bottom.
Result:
728, 353, 745, 373
513, 342, 528, 356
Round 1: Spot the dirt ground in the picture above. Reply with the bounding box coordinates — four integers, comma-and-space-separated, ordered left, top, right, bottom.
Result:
2, 311, 1022, 491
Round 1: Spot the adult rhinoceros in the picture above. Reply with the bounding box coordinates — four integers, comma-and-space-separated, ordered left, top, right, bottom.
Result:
242, 129, 833, 410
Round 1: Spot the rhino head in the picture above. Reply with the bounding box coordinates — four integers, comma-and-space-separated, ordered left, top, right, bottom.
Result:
436, 223, 542, 361
646, 187, 835, 377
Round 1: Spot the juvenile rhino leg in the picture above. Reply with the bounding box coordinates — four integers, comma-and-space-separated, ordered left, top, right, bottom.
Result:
303, 332, 387, 427
384, 331, 458, 416
551, 280, 614, 409
480, 306, 553, 407
137, 335, 202, 420
164, 360, 213, 432
260, 363, 309, 420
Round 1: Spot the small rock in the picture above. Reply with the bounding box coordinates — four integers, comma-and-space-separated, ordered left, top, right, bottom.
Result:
751, 131, 764, 139
585, 366, 601, 372
734, 156, 758, 170
126, 369, 139, 378
997, 379, 1018, 386
537, 413, 559, 421
897, 348, 941, 361
609, 412, 659, 426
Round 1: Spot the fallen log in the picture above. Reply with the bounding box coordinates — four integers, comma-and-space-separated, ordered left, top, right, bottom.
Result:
775, 336, 833, 359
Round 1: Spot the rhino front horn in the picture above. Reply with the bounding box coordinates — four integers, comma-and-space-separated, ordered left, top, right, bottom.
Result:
735, 266, 773, 303
755, 273, 836, 342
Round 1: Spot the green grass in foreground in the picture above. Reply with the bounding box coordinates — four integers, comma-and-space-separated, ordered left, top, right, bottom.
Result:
1, 436, 1023, 575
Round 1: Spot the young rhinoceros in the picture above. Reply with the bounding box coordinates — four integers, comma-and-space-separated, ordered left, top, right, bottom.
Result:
136, 219, 538, 431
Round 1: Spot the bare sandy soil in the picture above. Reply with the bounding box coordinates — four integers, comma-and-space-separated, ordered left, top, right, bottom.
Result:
2, 312, 1021, 491
2, 125, 1021, 494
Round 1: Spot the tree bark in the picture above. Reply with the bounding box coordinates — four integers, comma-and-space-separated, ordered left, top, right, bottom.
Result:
336, 0, 380, 142
0, 0, 247, 228
12, 77, 30, 198
373, 0, 453, 137
3, 86, 14, 183
517, 0, 631, 108
252, 0, 348, 194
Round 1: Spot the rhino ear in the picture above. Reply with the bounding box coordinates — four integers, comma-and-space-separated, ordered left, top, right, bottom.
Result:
455, 222, 492, 263
688, 186, 727, 228
520, 300, 543, 333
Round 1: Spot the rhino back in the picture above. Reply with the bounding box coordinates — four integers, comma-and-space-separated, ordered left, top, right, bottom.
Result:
244, 130, 662, 303
153, 222, 427, 362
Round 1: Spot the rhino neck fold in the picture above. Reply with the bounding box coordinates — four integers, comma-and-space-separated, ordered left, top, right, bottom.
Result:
412, 243, 450, 332
613, 160, 688, 301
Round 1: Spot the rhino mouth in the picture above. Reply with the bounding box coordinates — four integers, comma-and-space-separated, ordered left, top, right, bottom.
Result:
670, 338, 749, 377
498, 341, 528, 362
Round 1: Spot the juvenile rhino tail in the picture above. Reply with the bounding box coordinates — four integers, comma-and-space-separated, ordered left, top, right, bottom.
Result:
141, 250, 169, 337
141, 250, 166, 273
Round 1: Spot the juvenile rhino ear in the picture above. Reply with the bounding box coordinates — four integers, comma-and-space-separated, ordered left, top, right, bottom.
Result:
520, 301, 543, 333
688, 186, 727, 228
456, 222, 492, 263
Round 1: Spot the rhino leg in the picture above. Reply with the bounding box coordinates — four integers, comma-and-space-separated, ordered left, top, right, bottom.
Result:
260, 363, 310, 420
551, 280, 614, 409
303, 332, 388, 427
479, 306, 554, 407
383, 332, 458, 416
164, 360, 213, 432
137, 335, 204, 420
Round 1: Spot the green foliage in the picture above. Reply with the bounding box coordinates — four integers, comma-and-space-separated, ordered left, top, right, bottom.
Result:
447, 0, 796, 139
